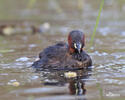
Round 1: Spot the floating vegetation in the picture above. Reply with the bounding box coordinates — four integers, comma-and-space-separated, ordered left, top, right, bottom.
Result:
64, 71, 77, 78
0, 22, 50, 36
0, 49, 14, 53
8, 79, 20, 87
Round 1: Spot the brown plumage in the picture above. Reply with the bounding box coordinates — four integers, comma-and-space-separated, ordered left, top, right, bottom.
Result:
32, 30, 92, 70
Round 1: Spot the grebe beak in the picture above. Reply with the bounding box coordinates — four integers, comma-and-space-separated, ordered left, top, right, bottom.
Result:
74, 43, 82, 53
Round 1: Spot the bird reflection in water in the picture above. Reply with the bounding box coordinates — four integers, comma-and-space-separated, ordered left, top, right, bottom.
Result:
36, 67, 92, 96
68, 68, 91, 95
69, 79, 86, 95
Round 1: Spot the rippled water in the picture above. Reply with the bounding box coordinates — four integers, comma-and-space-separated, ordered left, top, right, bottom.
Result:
0, 0, 125, 100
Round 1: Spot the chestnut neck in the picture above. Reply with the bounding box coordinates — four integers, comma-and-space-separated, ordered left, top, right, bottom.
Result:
67, 32, 85, 54
68, 47, 75, 54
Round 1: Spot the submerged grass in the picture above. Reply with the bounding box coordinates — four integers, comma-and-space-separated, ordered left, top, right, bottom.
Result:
89, 0, 104, 51
96, 83, 104, 100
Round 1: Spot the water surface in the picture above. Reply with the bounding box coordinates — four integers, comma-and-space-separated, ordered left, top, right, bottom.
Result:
0, 0, 125, 100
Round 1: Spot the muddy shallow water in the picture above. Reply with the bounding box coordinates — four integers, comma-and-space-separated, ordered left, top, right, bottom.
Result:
0, 0, 125, 100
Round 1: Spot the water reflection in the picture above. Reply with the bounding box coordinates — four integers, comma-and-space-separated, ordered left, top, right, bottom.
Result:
36, 67, 92, 96
69, 78, 86, 95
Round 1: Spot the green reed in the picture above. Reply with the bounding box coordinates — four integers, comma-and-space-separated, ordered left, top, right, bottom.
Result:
89, 0, 104, 50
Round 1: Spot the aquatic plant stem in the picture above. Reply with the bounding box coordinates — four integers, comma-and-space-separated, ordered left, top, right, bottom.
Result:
96, 83, 104, 100
89, 0, 104, 50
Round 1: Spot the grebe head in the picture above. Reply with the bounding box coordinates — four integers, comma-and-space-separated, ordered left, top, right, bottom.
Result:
68, 30, 85, 54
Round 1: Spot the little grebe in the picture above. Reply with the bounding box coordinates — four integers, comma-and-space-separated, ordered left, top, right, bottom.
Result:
32, 30, 92, 69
